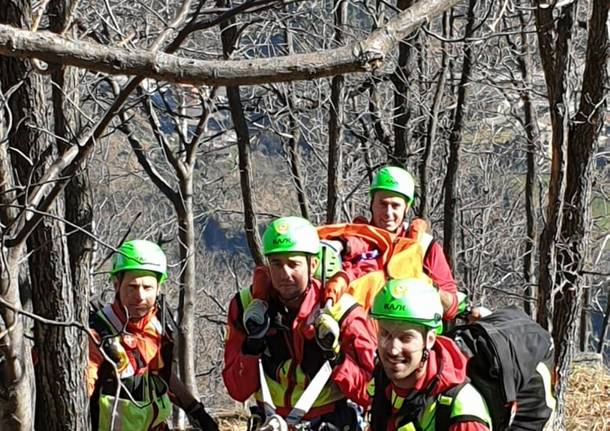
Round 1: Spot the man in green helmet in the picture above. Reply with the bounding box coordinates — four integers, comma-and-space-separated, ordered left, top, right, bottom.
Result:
345, 165, 459, 321
88, 239, 218, 431
222, 216, 376, 430
368, 276, 491, 431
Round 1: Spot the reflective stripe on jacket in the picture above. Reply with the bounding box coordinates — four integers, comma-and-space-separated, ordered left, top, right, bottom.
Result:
238, 287, 345, 411
222, 279, 376, 418
387, 382, 492, 431
89, 303, 172, 431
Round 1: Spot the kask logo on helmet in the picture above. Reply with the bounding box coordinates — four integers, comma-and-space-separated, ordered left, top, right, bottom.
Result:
272, 237, 295, 246
384, 303, 406, 312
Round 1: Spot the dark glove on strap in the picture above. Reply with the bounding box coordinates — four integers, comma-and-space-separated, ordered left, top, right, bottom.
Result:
186, 401, 219, 431
242, 336, 267, 356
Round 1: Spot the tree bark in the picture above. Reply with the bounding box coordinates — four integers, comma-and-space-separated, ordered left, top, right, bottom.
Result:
391, 0, 416, 165
551, 0, 608, 425
0, 0, 463, 87
176, 173, 199, 398
49, 0, 93, 297
419, 12, 449, 219
442, 0, 476, 270
0, 245, 32, 430
598, 293, 610, 354
284, 28, 309, 219
220, 5, 264, 265
1, 1, 87, 429
513, 5, 540, 318
48, 3, 91, 424
326, 0, 347, 224
534, 0, 575, 331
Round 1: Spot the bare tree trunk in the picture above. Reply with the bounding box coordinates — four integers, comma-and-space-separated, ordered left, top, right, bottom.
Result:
49, 0, 92, 299
534, 1, 575, 331
419, 12, 449, 219
287, 112, 309, 219
0, 245, 32, 430
442, 0, 476, 270
513, 6, 540, 318
598, 293, 610, 354
1, 1, 88, 428
176, 173, 198, 398
578, 288, 590, 352
220, 10, 264, 265
391, 0, 416, 165
551, 0, 608, 425
368, 77, 393, 156
48, 3, 91, 424
284, 28, 309, 219
326, 0, 347, 224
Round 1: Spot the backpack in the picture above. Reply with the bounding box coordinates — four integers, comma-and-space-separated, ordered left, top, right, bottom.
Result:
439, 306, 555, 431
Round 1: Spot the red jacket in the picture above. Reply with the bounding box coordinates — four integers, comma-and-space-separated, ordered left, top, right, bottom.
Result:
347, 217, 458, 320
222, 271, 376, 417
378, 337, 489, 431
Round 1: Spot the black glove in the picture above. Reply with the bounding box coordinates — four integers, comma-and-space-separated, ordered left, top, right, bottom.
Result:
186, 401, 219, 431
242, 299, 270, 356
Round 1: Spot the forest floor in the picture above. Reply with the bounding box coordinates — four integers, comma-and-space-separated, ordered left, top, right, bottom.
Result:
565, 362, 610, 430
207, 362, 610, 430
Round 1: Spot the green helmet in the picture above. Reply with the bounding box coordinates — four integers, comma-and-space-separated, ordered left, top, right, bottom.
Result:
262, 216, 320, 256
313, 240, 342, 280
111, 240, 168, 284
370, 278, 443, 334
369, 166, 415, 204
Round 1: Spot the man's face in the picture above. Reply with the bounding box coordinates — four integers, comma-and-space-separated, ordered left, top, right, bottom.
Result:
377, 320, 435, 388
267, 253, 316, 309
114, 271, 159, 321
371, 191, 409, 233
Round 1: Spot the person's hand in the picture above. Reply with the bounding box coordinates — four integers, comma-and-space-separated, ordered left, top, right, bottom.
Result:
259, 414, 288, 431
186, 401, 219, 431
242, 299, 270, 355
314, 311, 341, 364
468, 306, 492, 323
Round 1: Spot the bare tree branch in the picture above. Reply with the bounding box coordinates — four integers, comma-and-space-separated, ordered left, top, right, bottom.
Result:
0, 0, 463, 86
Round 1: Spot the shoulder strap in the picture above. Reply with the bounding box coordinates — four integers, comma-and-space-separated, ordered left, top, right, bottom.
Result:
408, 218, 434, 257
370, 365, 392, 431
435, 383, 465, 431
91, 305, 120, 339
325, 293, 360, 327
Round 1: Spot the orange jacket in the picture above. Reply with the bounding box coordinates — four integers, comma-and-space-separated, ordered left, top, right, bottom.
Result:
346, 217, 458, 320
87, 300, 166, 397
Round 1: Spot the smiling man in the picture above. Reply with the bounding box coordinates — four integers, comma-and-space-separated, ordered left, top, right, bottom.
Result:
223, 216, 376, 430
368, 277, 491, 431
345, 166, 458, 321
87, 240, 218, 431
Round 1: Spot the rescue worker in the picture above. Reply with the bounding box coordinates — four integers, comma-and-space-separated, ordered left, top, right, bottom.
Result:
223, 216, 377, 430
88, 239, 218, 431
346, 166, 459, 320
368, 277, 491, 431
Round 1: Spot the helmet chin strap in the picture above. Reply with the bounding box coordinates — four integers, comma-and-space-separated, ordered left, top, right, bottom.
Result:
401, 346, 430, 382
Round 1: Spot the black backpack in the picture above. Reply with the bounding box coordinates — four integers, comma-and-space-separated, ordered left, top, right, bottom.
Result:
439, 306, 555, 431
